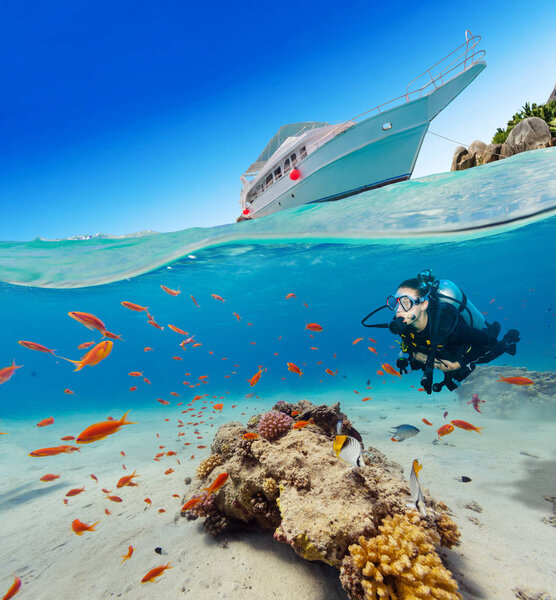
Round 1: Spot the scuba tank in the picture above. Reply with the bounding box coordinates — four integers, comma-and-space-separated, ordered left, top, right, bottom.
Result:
433, 279, 486, 331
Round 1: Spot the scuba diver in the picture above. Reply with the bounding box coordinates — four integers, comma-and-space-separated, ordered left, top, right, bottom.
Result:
361, 269, 520, 394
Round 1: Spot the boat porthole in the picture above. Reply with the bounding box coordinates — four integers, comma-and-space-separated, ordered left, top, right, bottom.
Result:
382, 122, 392, 131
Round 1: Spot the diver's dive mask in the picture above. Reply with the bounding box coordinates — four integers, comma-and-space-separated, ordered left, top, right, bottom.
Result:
386, 293, 428, 312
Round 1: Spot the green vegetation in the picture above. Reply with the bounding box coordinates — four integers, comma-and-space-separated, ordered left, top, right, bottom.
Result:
492, 100, 556, 144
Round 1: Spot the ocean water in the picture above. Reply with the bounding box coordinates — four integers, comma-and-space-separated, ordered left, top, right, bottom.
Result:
1, 147, 555, 599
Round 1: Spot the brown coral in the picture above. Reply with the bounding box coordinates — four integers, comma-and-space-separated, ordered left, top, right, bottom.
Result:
204, 512, 229, 537
435, 512, 461, 549
196, 454, 222, 480
342, 512, 462, 600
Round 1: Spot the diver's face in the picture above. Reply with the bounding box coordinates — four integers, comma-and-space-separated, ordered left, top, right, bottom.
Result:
395, 287, 428, 326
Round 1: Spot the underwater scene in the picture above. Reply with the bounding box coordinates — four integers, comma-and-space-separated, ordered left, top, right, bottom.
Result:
1, 148, 555, 600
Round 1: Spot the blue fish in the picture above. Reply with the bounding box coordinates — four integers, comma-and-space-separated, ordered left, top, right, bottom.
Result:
389, 424, 420, 442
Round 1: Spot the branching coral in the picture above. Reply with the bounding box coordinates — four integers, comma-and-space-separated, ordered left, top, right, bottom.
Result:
263, 477, 279, 500
342, 513, 462, 600
196, 454, 222, 480
258, 410, 293, 441
435, 513, 461, 549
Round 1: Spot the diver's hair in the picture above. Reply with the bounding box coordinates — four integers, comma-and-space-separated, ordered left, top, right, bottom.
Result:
397, 278, 422, 296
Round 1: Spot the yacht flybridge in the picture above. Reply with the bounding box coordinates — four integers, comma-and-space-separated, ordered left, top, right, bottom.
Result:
237, 31, 486, 222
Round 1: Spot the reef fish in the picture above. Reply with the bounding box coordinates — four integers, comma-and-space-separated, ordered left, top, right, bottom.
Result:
2, 575, 22, 600
0, 359, 23, 385
161, 285, 180, 296
141, 563, 172, 583
389, 424, 419, 442
201, 472, 229, 496
436, 423, 454, 438
333, 435, 365, 468
36, 417, 55, 427
242, 433, 259, 440
29, 445, 80, 457
121, 545, 134, 563
497, 375, 534, 385
468, 393, 486, 413
121, 301, 148, 313
305, 323, 323, 332
450, 419, 483, 434
287, 362, 303, 377
407, 459, 427, 517
68, 311, 106, 334
61, 340, 113, 371
18, 340, 56, 355
292, 418, 314, 430
71, 519, 98, 535
381, 363, 401, 378
76, 410, 136, 444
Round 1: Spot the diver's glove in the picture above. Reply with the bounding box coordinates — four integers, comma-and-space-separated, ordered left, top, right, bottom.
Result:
502, 329, 520, 356
396, 357, 409, 375
420, 369, 433, 394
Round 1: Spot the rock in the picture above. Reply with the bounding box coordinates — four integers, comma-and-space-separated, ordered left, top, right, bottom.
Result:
513, 587, 554, 600
506, 117, 552, 152
450, 145, 469, 171
464, 501, 483, 513
482, 143, 503, 164
548, 83, 556, 104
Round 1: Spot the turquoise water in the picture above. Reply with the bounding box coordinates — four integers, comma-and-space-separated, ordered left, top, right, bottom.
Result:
0, 148, 555, 598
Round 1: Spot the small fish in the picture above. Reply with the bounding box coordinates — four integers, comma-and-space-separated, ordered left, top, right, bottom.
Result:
77, 341, 94, 350
0, 359, 23, 385
143, 378, 151, 384
66, 487, 86, 497
190, 295, 199, 307
437, 423, 454, 438
18, 340, 57, 355
443, 411, 448, 419
90, 474, 98, 483
144, 498, 152, 506
232, 312, 241, 320
147, 318, 164, 330
68, 311, 106, 334
422, 418, 433, 426
64, 389, 75, 395
292, 418, 314, 430
242, 433, 259, 440
285, 293, 296, 299
368, 347, 377, 355
104, 509, 111, 515
141, 563, 172, 583
201, 472, 229, 496
468, 393, 485, 413
181, 495, 206, 511
325, 368, 338, 376
450, 419, 483, 434
71, 518, 98, 535
389, 424, 420, 442
2, 575, 22, 600
408, 459, 427, 517
333, 435, 365, 468
168, 324, 188, 335
305, 323, 322, 332
211, 293, 225, 302
144, 347, 154, 353
103, 330, 123, 340
287, 362, 303, 377
121, 301, 148, 313
121, 545, 134, 563
60, 340, 113, 371
164, 468, 174, 475
129, 386, 137, 391
106, 495, 123, 502
157, 399, 170, 405
381, 363, 401, 378
36, 416, 54, 427
76, 410, 136, 444
117, 471, 139, 488
161, 285, 180, 296
291, 411, 300, 416
29, 445, 80, 457
352, 338, 363, 345
213, 403, 224, 412
376, 370, 384, 376
249, 366, 264, 387
497, 375, 534, 385
40, 473, 60, 482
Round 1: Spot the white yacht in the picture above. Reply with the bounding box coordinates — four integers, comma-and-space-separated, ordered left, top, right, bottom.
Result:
237, 31, 486, 221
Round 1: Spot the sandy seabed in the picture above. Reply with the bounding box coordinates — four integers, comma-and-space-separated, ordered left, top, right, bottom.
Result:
1, 391, 555, 600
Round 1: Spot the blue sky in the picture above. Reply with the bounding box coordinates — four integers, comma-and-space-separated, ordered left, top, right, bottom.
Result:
1, 1, 554, 241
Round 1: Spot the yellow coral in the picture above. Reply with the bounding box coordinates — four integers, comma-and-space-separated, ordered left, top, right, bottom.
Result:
263, 477, 278, 500
196, 454, 222, 480
348, 513, 462, 600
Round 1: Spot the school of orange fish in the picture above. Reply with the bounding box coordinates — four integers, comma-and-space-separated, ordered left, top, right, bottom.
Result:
0, 286, 535, 596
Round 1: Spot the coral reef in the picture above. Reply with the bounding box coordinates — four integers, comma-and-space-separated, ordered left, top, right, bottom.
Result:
342, 512, 462, 600
196, 453, 222, 480
456, 365, 556, 420
257, 410, 293, 440
182, 400, 461, 593
204, 512, 229, 537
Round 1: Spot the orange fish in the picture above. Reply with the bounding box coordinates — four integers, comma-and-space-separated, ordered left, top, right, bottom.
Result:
422, 419, 433, 426
143, 378, 151, 384
18, 340, 56, 355
128, 371, 143, 377
325, 368, 337, 376
376, 370, 384, 376
36, 416, 54, 427
242, 433, 259, 440
147, 318, 164, 330
40, 473, 60, 482
61, 341, 113, 371
0, 359, 23, 385
249, 367, 264, 387
157, 399, 170, 405
361, 397, 372, 402
292, 418, 314, 430
121, 301, 148, 313
368, 347, 377, 355
381, 363, 401, 378
232, 313, 241, 320
211, 294, 225, 302
170, 392, 180, 397
201, 472, 229, 496
181, 495, 205, 511
141, 563, 172, 583
64, 389, 75, 395
161, 284, 180, 296
287, 362, 303, 377
29, 445, 80, 457
77, 342, 94, 350
436, 424, 454, 438
168, 324, 188, 335
129, 386, 137, 391
497, 376, 534, 385
144, 498, 152, 506
144, 346, 154, 352
2, 575, 22, 600
165, 468, 174, 475
121, 545, 134, 563
66, 487, 86, 497
76, 410, 136, 444
103, 330, 123, 340
68, 311, 106, 334
285, 293, 296, 300
305, 323, 322, 332
90, 474, 98, 483
106, 495, 123, 502
71, 518, 98, 535
450, 419, 483, 434
352, 338, 363, 345
190, 295, 199, 307
213, 403, 224, 411
291, 411, 299, 416
104, 509, 111, 515
117, 470, 139, 488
